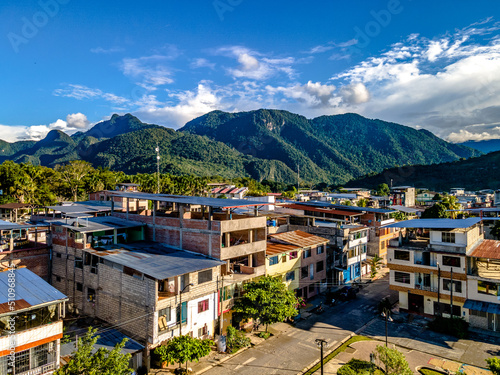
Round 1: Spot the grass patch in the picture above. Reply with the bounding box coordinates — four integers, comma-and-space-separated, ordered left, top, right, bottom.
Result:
303, 336, 373, 375
257, 331, 272, 339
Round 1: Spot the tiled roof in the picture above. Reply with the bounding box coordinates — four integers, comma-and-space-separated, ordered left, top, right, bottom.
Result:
469, 240, 500, 259
269, 230, 328, 248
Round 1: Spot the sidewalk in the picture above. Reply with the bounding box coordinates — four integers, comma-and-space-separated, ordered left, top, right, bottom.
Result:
319, 339, 492, 375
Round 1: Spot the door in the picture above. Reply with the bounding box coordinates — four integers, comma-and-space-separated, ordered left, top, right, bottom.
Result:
408, 293, 424, 314
488, 313, 498, 331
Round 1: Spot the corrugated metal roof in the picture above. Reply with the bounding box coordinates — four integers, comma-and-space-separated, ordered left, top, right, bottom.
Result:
0, 203, 33, 209
60, 328, 144, 358
0, 268, 67, 313
112, 192, 271, 209
52, 216, 146, 233
266, 242, 300, 255
384, 217, 482, 229
269, 230, 329, 248
388, 205, 422, 214
284, 204, 361, 216
296, 202, 394, 214
87, 242, 225, 280
468, 240, 500, 259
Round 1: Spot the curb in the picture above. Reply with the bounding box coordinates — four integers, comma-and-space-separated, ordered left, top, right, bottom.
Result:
195, 344, 252, 375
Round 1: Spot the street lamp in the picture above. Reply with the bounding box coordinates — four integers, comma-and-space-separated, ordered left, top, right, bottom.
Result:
436, 262, 441, 316
380, 308, 393, 347
315, 339, 328, 375
179, 283, 194, 336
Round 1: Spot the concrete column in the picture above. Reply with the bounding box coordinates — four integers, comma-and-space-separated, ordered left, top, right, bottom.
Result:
126, 198, 130, 220
9, 230, 13, 251
152, 201, 156, 242
114, 229, 118, 244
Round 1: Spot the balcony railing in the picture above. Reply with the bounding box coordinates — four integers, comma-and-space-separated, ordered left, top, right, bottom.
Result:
18, 362, 56, 375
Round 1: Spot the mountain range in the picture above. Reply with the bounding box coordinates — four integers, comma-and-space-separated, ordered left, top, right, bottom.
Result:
0, 110, 482, 186
458, 139, 500, 154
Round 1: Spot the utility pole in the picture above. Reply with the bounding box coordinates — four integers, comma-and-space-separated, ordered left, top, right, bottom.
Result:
450, 267, 453, 318
155, 143, 160, 194
297, 164, 300, 193
315, 339, 328, 375
437, 262, 441, 316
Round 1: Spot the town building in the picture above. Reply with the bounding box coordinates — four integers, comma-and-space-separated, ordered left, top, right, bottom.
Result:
390, 186, 416, 207
0, 267, 67, 375
386, 218, 483, 318
209, 185, 248, 199
266, 230, 328, 299
0, 222, 51, 280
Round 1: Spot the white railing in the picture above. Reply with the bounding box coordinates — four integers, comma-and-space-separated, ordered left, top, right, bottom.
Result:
18, 362, 56, 375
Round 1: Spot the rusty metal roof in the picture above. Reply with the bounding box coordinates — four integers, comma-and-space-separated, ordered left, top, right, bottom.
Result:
269, 230, 329, 248
283, 204, 362, 216
266, 242, 300, 256
469, 240, 500, 259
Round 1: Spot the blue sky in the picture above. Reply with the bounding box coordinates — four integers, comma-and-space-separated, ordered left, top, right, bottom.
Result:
1, 0, 500, 143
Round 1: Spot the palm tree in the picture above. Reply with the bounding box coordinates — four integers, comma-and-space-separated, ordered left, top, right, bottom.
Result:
370, 255, 383, 279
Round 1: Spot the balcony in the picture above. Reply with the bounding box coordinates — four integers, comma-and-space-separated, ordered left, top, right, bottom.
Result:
18, 362, 56, 375
230, 264, 266, 282
415, 284, 438, 293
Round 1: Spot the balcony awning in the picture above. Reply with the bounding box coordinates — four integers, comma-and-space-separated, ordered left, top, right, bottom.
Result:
463, 299, 500, 314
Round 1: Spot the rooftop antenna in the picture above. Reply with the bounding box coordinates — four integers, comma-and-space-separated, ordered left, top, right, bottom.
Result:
155, 143, 160, 194
297, 164, 300, 193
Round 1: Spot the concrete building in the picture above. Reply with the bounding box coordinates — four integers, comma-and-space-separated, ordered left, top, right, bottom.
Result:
0, 267, 67, 375
390, 186, 416, 207
465, 240, 500, 332
0, 222, 51, 280
386, 218, 483, 318
50, 216, 225, 366
266, 230, 329, 299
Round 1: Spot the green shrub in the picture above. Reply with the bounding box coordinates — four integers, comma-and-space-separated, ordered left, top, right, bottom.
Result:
226, 326, 251, 352
257, 331, 271, 339
427, 316, 469, 338
338, 359, 382, 375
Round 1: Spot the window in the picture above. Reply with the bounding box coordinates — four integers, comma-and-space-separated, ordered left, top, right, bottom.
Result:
56, 252, 62, 258
85, 253, 99, 274
316, 261, 324, 273
76, 283, 83, 292
87, 288, 96, 302
434, 301, 461, 316
75, 257, 83, 269
158, 307, 171, 332
394, 271, 410, 284
442, 256, 460, 268
269, 256, 279, 266
286, 271, 295, 282
198, 324, 208, 337
282, 254, 287, 263
55, 276, 61, 282
317, 246, 324, 255
394, 250, 410, 261
198, 299, 209, 313
301, 266, 308, 279
198, 269, 212, 284
443, 279, 462, 293
180, 274, 189, 291
308, 284, 316, 293
309, 264, 314, 280
478, 280, 498, 296
303, 249, 311, 259
442, 232, 456, 243
289, 251, 298, 259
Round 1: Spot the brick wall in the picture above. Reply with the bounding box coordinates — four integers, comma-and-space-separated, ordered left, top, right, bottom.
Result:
0, 247, 50, 280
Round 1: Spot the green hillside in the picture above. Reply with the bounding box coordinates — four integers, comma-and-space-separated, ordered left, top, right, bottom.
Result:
0, 110, 481, 185
345, 151, 500, 191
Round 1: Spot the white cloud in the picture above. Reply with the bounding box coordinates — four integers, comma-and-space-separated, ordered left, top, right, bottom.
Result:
216, 46, 296, 80
270, 81, 337, 108
447, 129, 494, 143
190, 58, 215, 70
121, 55, 175, 90
90, 46, 124, 54
66, 113, 89, 129
53, 84, 129, 105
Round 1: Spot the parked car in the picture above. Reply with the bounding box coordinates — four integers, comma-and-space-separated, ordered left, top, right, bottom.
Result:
338, 286, 357, 301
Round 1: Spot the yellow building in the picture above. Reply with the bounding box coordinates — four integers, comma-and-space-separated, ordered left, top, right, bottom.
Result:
266, 242, 302, 292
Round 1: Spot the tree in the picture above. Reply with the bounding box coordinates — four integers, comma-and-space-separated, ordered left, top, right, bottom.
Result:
486, 357, 500, 375
491, 221, 500, 240
373, 345, 412, 375
369, 255, 383, 279
421, 202, 448, 218
357, 198, 368, 207
55, 327, 132, 375
232, 276, 298, 332
390, 211, 406, 221
375, 183, 390, 197
432, 193, 443, 201
56, 160, 94, 201
441, 195, 461, 218
154, 335, 213, 371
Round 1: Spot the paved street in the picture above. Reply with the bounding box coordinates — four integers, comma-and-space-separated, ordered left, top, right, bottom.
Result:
201, 275, 396, 375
